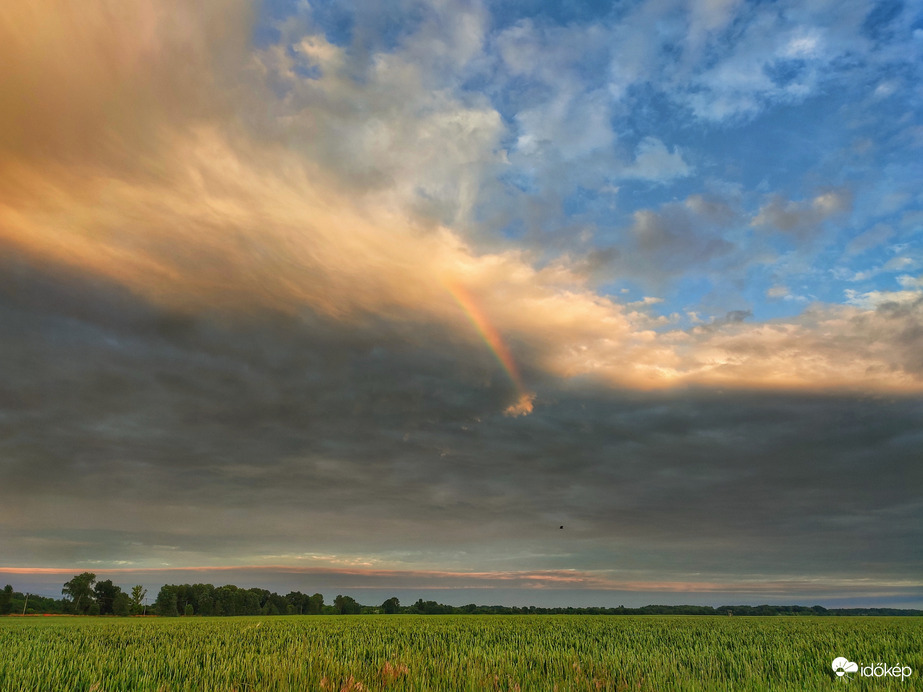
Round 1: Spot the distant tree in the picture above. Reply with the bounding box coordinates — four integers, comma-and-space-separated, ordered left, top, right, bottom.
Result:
408, 598, 452, 615
113, 591, 131, 617
93, 579, 122, 616
334, 595, 361, 615
129, 585, 147, 615
381, 597, 401, 614
243, 590, 261, 615
268, 592, 288, 615
62, 573, 96, 615
191, 584, 215, 616
286, 591, 307, 614
154, 585, 179, 617
184, 603, 194, 617
307, 593, 324, 615
214, 585, 238, 616
0, 585, 13, 614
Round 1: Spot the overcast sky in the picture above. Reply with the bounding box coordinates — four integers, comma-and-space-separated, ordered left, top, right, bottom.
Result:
1, 0, 921, 608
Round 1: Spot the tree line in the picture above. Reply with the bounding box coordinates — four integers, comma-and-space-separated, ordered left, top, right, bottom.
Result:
2, 576, 921, 617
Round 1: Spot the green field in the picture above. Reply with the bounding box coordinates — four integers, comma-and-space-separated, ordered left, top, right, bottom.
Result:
1, 615, 921, 691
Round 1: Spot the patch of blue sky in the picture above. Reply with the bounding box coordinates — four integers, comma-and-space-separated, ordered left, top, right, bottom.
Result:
561, 186, 611, 218
662, 275, 721, 320
849, 169, 923, 245
497, 218, 527, 242
288, 43, 322, 79
716, 105, 847, 188
251, 0, 288, 48
485, 0, 623, 32
607, 179, 695, 218
479, 76, 558, 128
349, 2, 431, 53
497, 168, 539, 196
862, 0, 908, 43
253, 0, 355, 49
309, 3, 355, 46
763, 58, 810, 89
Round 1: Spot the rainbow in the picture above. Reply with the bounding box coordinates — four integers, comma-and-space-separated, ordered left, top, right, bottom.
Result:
443, 279, 526, 395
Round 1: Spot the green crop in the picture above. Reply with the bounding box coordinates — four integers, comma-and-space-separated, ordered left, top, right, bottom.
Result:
1, 615, 921, 690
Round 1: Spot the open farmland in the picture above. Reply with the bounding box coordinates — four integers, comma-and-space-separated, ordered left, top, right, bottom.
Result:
1, 615, 921, 691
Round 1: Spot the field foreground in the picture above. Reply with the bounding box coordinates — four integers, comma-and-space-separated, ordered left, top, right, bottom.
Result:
2, 615, 921, 691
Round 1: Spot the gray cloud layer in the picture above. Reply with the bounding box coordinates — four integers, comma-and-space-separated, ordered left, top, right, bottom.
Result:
2, 249, 920, 597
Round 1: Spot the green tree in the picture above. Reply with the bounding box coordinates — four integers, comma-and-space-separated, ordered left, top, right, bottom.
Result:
285, 591, 307, 614
62, 573, 96, 615
307, 593, 324, 615
93, 579, 122, 616
214, 585, 239, 616
240, 589, 261, 615
113, 591, 131, 617
334, 594, 361, 615
129, 585, 147, 615
184, 603, 194, 616
191, 584, 215, 616
381, 597, 401, 614
0, 585, 13, 614
154, 585, 179, 616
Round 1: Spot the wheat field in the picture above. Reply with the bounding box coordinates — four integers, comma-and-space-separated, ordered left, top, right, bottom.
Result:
2, 615, 921, 691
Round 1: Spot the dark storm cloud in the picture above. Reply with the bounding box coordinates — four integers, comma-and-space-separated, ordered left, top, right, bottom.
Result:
0, 245, 526, 558
1, 247, 920, 599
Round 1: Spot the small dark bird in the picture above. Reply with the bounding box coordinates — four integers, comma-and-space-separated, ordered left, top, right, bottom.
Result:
559, 526, 564, 529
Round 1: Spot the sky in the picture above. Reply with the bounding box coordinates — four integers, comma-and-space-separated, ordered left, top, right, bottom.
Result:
1, 0, 921, 608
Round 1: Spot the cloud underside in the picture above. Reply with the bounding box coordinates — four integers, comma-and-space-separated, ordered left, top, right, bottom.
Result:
1, 254, 921, 581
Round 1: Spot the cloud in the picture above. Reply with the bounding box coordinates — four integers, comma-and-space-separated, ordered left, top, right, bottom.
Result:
249, 21, 504, 226
3, 0, 923, 411
503, 392, 535, 417
752, 190, 853, 240
844, 288, 922, 310
605, 194, 742, 288
0, 0, 253, 165
678, 16, 851, 122
845, 223, 894, 256
673, 293, 923, 388
2, 273, 921, 584
512, 89, 615, 162
621, 137, 692, 182
897, 275, 923, 289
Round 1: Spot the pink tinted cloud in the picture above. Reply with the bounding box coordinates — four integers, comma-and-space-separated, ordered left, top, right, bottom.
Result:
2, 566, 919, 598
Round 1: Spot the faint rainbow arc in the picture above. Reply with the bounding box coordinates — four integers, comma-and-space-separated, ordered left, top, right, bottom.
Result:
443, 278, 526, 394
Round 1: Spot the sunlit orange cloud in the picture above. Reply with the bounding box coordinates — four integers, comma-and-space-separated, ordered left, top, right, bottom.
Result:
2, 0, 922, 402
